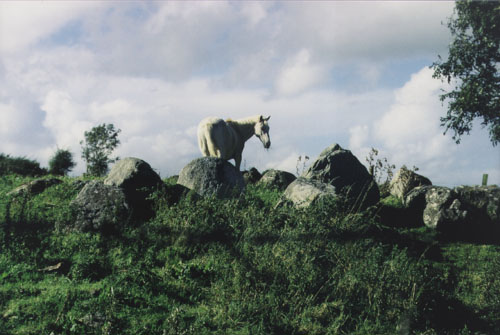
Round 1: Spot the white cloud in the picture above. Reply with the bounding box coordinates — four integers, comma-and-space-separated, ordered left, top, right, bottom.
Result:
357, 63, 382, 87
281, 1, 453, 63
1, 1, 451, 86
0, 102, 21, 136
88, 1, 240, 81
266, 151, 302, 175
0, 1, 102, 54
349, 125, 370, 152
146, 1, 231, 32
374, 67, 452, 158
371, 67, 457, 177
0, 96, 53, 160
274, 49, 326, 96
42, 90, 92, 143
240, 2, 268, 27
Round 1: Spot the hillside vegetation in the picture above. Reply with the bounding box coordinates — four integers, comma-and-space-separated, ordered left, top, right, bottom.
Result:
1, 174, 500, 334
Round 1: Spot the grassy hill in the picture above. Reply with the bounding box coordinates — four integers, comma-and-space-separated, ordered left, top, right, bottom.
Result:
1, 174, 499, 334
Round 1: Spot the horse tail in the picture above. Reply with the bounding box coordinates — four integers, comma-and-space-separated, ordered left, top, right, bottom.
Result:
207, 123, 223, 158
197, 121, 210, 157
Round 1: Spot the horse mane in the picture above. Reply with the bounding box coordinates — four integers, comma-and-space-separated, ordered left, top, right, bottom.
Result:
226, 115, 261, 125
225, 118, 237, 129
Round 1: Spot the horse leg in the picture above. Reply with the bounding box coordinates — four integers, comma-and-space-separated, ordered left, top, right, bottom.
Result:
198, 136, 209, 157
234, 152, 242, 171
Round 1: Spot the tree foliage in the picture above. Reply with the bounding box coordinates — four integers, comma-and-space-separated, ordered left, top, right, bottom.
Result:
0, 153, 47, 176
80, 123, 121, 177
432, 0, 500, 146
48, 149, 76, 176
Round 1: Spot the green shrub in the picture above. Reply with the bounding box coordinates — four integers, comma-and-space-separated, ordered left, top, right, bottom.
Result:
0, 153, 47, 176
380, 195, 405, 208
48, 149, 76, 176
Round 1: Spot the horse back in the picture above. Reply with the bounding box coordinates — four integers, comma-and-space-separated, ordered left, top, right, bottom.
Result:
198, 117, 238, 160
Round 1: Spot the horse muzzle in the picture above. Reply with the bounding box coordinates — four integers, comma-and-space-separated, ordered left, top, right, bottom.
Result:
258, 133, 271, 149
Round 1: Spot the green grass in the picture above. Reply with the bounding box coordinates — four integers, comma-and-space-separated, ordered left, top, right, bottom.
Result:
380, 195, 405, 209
1, 175, 499, 334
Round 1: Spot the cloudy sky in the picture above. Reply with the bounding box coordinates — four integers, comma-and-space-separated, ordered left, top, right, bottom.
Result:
0, 1, 498, 186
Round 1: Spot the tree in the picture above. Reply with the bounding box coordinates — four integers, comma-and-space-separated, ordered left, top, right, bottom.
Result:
431, 0, 500, 146
48, 149, 76, 176
80, 123, 121, 177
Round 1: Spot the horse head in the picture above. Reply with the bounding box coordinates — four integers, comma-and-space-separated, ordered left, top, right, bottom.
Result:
255, 115, 271, 149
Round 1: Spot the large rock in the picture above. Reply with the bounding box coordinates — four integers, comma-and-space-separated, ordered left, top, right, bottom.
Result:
7, 178, 62, 197
422, 187, 468, 229
104, 157, 163, 194
302, 143, 379, 210
257, 169, 296, 191
104, 158, 163, 217
389, 167, 432, 200
403, 185, 433, 226
404, 185, 432, 209
279, 177, 337, 209
454, 185, 500, 224
404, 185, 500, 230
177, 157, 244, 198
71, 179, 90, 192
242, 168, 262, 185
69, 181, 130, 233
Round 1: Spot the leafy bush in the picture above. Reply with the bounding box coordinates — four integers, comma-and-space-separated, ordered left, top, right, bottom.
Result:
0, 153, 47, 176
49, 149, 76, 176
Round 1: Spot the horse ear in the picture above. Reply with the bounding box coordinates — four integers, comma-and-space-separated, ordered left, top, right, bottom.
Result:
264, 116, 271, 121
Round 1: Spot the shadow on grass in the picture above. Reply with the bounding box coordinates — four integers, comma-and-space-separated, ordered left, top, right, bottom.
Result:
224, 218, 498, 334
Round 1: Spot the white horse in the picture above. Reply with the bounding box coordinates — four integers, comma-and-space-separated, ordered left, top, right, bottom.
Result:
197, 115, 271, 171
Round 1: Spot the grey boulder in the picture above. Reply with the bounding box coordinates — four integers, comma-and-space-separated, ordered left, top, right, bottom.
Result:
403, 185, 433, 226
177, 157, 244, 198
279, 177, 337, 209
404, 185, 500, 230
69, 181, 130, 233
242, 167, 262, 185
7, 178, 62, 197
104, 157, 163, 216
411, 186, 467, 229
302, 143, 379, 210
454, 185, 500, 224
423, 188, 467, 229
389, 167, 432, 200
258, 169, 296, 191
104, 157, 163, 189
